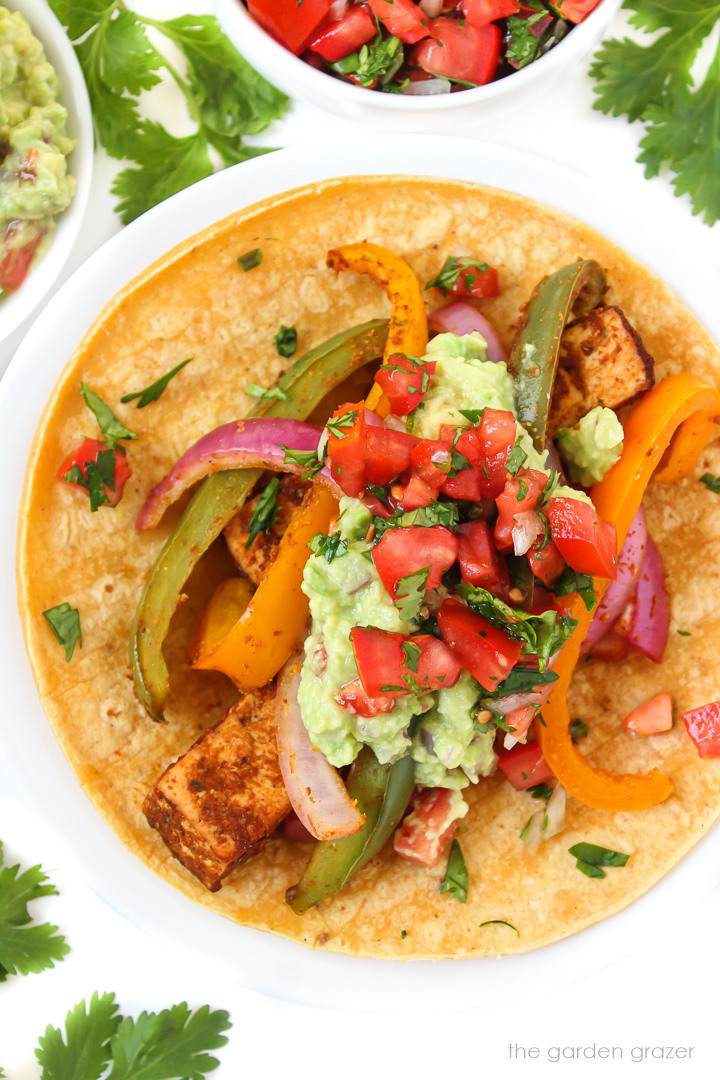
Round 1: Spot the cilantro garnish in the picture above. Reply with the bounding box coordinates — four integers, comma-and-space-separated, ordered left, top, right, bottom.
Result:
458, 408, 483, 424
280, 445, 324, 479
440, 839, 468, 903
274, 325, 297, 358
400, 929, 408, 939
552, 567, 597, 612
457, 584, 577, 670
49, 5, 287, 224
374, 500, 459, 539
308, 532, 348, 563
478, 919, 519, 935
245, 383, 291, 403
80, 384, 137, 444
394, 568, 430, 622
332, 34, 404, 87
237, 248, 262, 272
424, 256, 489, 296
326, 410, 358, 440
569, 842, 630, 880
489, 667, 558, 699
401, 639, 422, 673
569, 719, 588, 742
506, 440, 528, 476
590, 0, 720, 224
64, 448, 118, 513
528, 782, 554, 801
34, 992, 231, 1079
701, 472, 720, 494
121, 358, 192, 408
245, 478, 279, 549
42, 602, 82, 662
0, 841, 68, 979
505, 8, 550, 69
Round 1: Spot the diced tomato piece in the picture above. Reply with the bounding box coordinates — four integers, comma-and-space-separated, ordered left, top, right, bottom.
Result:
308, 4, 376, 61
441, 463, 484, 501
325, 401, 366, 497
449, 262, 499, 300
551, 0, 601, 22
367, 0, 431, 43
437, 596, 522, 692
375, 353, 437, 417
0, 229, 45, 292
364, 425, 419, 486
494, 469, 547, 551
477, 408, 517, 498
350, 627, 460, 699
548, 497, 618, 580
335, 678, 396, 717
410, 438, 452, 489
462, 0, 519, 26
373, 524, 458, 597
411, 17, 501, 85
503, 703, 536, 741
394, 787, 464, 867
527, 536, 566, 586
438, 425, 485, 501
497, 740, 553, 790
457, 520, 501, 586
683, 700, 720, 758
396, 474, 436, 511
248, 0, 333, 54
485, 553, 512, 603
58, 437, 132, 509
624, 692, 674, 736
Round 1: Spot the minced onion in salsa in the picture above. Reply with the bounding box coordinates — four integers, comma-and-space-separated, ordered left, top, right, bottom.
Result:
243, 0, 603, 94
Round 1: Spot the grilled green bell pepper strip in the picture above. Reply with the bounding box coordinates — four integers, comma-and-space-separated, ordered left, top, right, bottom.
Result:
510, 260, 606, 449
285, 748, 415, 914
130, 319, 389, 720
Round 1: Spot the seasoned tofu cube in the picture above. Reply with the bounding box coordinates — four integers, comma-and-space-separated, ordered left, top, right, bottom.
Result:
549, 306, 655, 434
223, 475, 310, 586
143, 685, 290, 891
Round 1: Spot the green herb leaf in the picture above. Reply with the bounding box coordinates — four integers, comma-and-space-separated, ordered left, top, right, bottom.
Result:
280, 445, 324, 479
528, 782, 554, 801
245, 478, 280, 549
42, 603, 82, 662
274, 325, 297, 358
590, 0, 720, 224
401, 639, 422, 673
552, 567, 597, 612
400, 929, 408, 939
505, 9, 549, 68
478, 919, 519, 935
701, 472, 720, 494
64, 448, 118, 513
491, 667, 558, 698
0, 842, 69, 980
237, 248, 262, 272
80, 384, 137, 444
394, 568, 430, 622
326, 410, 358, 439
424, 256, 489, 296
458, 408, 483, 424
569, 719, 588, 742
569, 842, 630, 879
373, 501, 459, 539
440, 839, 468, 903
332, 33, 403, 87
308, 532, 348, 563
36, 991, 121, 1079
506, 440, 529, 475
574, 858, 607, 879
121, 358, 192, 408
457, 583, 577, 669
245, 383, 292, 403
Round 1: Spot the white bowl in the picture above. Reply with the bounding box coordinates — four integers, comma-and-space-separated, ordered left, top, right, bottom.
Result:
1, 0, 93, 345
214, 0, 622, 131
4, 135, 720, 1012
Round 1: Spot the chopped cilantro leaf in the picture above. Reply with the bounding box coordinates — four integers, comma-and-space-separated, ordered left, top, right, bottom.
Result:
440, 839, 468, 903
64, 448, 118, 513
373, 500, 459, 539
400, 929, 408, 939
569, 719, 588, 741
505, 9, 548, 68
459, 408, 483, 424
280, 445, 324, 479
569, 842, 630, 879
552, 567, 597, 612
245, 478, 279, 549
237, 248, 262, 271
701, 472, 720, 494
42, 603, 82, 662
245, 383, 291, 403
121, 358, 192, 408
478, 919, 519, 935
457, 583, 576, 670
0, 841, 69, 979
506, 440, 529, 476
80, 383, 137, 444
332, 33, 403, 87
274, 325, 297, 358
308, 532, 348, 563
393, 568, 430, 622
528, 782, 554, 801
326, 410, 358, 440
401, 640, 422, 673
424, 256, 489, 296
677, 629, 692, 636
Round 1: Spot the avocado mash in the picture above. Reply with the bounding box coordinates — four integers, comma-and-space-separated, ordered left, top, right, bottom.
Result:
0, 7, 76, 295
557, 406, 624, 487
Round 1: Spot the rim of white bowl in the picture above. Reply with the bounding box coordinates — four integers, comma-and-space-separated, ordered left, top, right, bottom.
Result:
214, 0, 622, 113
1, 0, 94, 345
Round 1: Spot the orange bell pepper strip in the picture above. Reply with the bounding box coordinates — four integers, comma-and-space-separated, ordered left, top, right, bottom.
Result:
327, 242, 429, 415
538, 373, 720, 811
191, 485, 338, 690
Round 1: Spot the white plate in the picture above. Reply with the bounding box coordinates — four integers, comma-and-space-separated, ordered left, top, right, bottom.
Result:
4, 136, 720, 1013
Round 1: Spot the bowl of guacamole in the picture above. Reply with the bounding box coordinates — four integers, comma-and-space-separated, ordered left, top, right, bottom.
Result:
0, 0, 92, 348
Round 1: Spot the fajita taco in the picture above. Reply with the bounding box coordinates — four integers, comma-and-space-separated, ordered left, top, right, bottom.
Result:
17, 176, 720, 961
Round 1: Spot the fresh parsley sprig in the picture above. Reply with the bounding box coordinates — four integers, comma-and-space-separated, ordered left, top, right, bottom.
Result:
590, 0, 720, 225
49, 2, 287, 224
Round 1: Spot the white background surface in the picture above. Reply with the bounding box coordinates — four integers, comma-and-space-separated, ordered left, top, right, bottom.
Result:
2, 2, 720, 1076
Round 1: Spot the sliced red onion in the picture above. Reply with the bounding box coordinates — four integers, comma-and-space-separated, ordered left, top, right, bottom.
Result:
512, 510, 545, 556
502, 704, 536, 749
276, 656, 365, 841
428, 301, 509, 365
521, 784, 566, 849
137, 417, 331, 531
493, 682, 555, 718
402, 77, 452, 95
418, 0, 443, 14
582, 506, 648, 654
626, 533, 670, 663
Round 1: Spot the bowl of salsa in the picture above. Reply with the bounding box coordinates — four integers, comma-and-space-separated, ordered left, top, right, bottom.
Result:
1, 0, 93, 348
214, 0, 620, 130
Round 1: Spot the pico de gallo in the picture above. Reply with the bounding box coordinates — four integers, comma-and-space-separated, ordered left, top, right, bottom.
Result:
243, 0, 604, 95
120, 239, 720, 911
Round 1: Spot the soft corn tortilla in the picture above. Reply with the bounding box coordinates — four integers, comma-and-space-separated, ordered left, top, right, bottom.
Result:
17, 176, 720, 960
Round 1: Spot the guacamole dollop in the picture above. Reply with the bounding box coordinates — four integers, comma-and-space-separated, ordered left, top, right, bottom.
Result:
0, 7, 76, 294
556, 406, 624, 487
